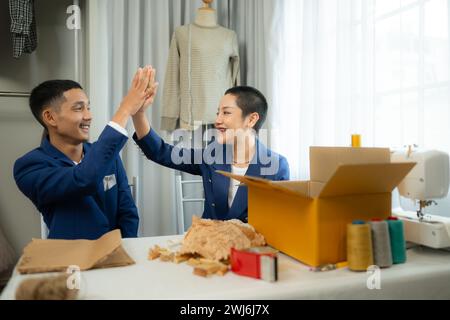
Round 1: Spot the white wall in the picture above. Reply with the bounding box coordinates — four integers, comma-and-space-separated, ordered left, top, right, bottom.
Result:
0, 0, 85, 257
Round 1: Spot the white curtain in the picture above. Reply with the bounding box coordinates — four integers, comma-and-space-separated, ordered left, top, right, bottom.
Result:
87, 0, 281, 236
269, 0, 376, 180
269, 0, 450, 216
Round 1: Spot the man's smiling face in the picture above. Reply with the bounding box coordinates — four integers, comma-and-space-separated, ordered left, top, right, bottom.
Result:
49, 88, 92, 144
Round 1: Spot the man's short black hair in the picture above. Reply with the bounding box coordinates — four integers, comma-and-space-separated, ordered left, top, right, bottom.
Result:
29, 80, 83, 128
224, 86, 268, 132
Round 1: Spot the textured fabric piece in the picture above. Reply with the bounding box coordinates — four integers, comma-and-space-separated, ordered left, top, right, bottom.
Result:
161, 24, 240, 131
15, 274, 78, 300
9, 0, 37, 58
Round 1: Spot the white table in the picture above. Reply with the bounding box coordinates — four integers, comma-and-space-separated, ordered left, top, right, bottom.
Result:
1, 235, 450, 300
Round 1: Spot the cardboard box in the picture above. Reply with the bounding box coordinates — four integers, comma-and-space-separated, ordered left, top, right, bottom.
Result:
218, 148, 415, 267
310, 147, 390, 182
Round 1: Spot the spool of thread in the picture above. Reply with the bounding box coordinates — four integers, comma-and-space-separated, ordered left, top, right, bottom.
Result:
369, 220, 393, 268
351, 134, 361, 147
347, 221, 373, 271
387, 217, 407, 264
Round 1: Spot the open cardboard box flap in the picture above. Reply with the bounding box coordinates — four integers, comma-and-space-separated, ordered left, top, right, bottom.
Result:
317, 162, 416, 197
217, 162, 416, 199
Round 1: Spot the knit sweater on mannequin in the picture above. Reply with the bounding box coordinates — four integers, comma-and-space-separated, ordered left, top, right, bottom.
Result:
161, 23, 241, 131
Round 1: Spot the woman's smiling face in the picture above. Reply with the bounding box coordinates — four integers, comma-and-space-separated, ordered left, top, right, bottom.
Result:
214, 94, 258, 145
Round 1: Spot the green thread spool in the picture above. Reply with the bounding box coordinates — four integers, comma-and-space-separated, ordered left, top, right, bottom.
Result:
387, 217, 407, 264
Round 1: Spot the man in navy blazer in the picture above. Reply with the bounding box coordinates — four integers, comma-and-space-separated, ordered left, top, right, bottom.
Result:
14, 66, 158, 239
132, 85, 290, 222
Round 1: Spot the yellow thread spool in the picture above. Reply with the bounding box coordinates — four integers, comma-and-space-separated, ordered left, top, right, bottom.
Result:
351, 134, 361, 148
347, 223, 374, 271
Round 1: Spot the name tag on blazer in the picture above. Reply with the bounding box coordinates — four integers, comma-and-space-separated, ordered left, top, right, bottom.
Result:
103, 174, 117, 191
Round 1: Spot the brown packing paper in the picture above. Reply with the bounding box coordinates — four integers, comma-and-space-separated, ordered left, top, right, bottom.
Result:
17, 229, 134, 274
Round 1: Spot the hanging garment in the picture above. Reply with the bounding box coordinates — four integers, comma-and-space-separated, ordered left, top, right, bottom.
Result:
9, 0, 38, 59
161, 23, 241, 131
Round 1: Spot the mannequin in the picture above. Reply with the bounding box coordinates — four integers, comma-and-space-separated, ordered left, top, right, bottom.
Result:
194, 0, 217, 139
195, 0, 217, 27
161, 0, 241, 131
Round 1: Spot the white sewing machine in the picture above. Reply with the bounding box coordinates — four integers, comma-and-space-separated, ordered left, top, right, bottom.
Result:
391, 147, 450, 249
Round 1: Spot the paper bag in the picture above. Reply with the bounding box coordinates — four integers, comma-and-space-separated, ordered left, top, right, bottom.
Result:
17, 230, 134, 274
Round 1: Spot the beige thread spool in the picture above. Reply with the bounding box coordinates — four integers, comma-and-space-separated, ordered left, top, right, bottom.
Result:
347, 222, 373, 271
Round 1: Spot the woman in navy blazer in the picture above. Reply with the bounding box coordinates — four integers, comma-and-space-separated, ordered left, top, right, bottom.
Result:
133, 79, 290, 222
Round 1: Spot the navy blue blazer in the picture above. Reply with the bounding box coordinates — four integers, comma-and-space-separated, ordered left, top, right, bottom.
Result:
134, 129, 290, 222
14, 126, 139, 240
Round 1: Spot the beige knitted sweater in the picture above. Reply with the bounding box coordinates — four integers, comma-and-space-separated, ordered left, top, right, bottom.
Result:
161, 23, 241, 131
